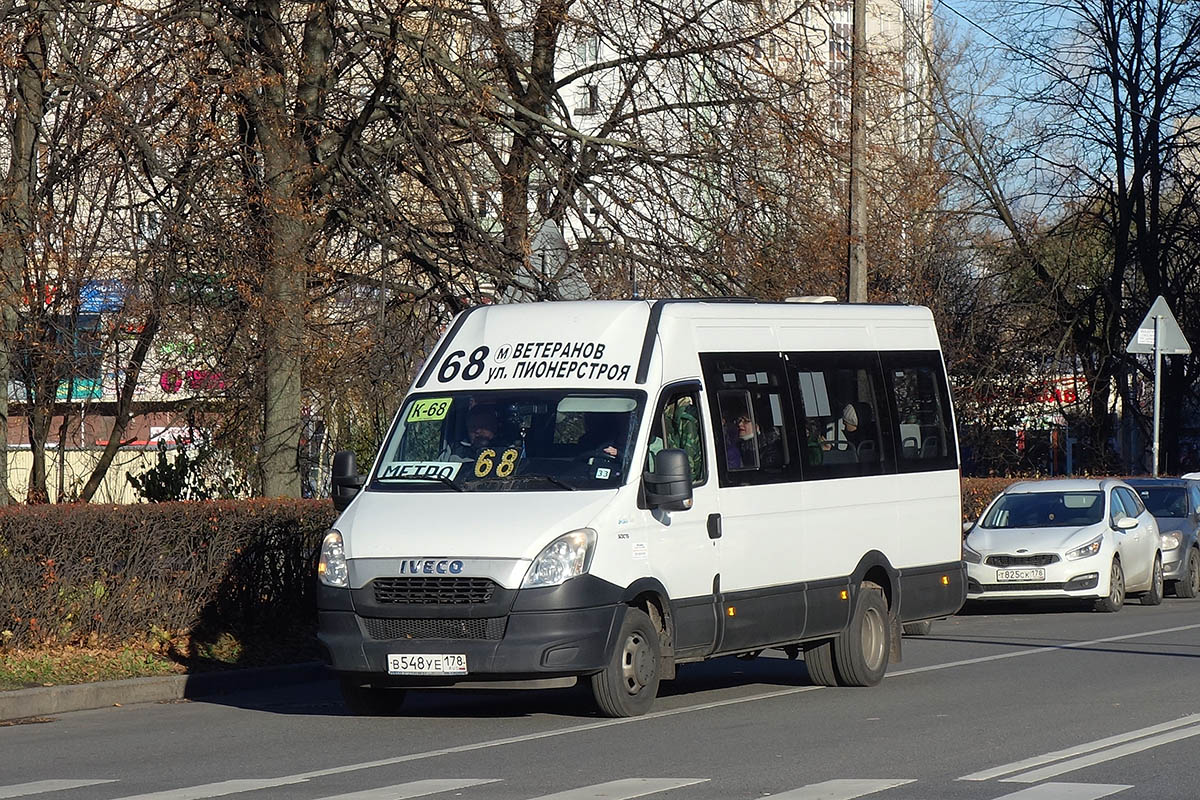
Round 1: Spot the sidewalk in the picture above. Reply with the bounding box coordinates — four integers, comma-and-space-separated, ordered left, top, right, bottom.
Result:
0, 661, 329, 722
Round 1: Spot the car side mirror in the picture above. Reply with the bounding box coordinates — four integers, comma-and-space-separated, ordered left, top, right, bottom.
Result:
1115, 516, 1138, 530
331, 450, 366, 512
962, 520, 975, 535
642, 448, 693, 512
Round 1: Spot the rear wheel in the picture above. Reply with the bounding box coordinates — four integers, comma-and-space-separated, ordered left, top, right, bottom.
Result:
832, 581, 890, 687
338, 677, 408, 716
591, 607, 661, 717
1095, 558, 1125, 612
1175, 549, 1200, 599
802, 639, 839, 686
1140, 555, 1164, 606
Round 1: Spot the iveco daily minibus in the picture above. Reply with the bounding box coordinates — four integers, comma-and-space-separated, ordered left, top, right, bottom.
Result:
317, 299, 966, 716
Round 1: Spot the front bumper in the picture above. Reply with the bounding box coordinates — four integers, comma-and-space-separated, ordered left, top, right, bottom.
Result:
316, 575, 627, 684
1162, 549, 1187, 582
966, 555, 1109, 601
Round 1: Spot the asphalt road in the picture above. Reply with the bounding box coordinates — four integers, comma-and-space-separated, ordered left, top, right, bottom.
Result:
4, 596, 1200, 800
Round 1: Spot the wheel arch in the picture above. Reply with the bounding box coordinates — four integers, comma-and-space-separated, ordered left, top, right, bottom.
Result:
850, 550, 898, 612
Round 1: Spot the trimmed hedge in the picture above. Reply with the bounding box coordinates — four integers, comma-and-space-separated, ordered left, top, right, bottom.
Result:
0, 476, 1057, 652
0, 499, 336, 650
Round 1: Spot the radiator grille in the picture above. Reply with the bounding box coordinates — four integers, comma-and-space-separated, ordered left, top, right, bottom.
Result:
985, 554, 1059, 567
362, 616, 507, 640
372, 577, 497, 605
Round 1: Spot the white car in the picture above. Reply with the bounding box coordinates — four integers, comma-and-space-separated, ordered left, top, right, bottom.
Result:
964, 478, 1164, 611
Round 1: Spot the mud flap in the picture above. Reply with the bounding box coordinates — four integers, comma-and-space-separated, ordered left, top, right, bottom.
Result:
889, 614, 903, 663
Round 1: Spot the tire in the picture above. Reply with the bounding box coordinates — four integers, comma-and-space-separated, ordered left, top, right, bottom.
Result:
1176, 549, 1200, 599
1095, 557, 1125, 612
832, 581, 890, 687
1140, 554, 1164, 606
591, 607, 661, 717
338, 677, 408, 715
902, 620, 933, 636
802, 639, 840, 686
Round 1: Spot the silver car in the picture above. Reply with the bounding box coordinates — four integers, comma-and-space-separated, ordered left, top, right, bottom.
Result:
1125, 477, 1200, 598
964, 478, 1164, 611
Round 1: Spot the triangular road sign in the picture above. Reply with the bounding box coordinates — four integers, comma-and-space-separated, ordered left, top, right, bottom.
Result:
1127, 295, 1191, 355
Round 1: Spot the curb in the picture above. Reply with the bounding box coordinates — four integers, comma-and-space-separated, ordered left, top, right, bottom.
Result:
0, 661, 330, 722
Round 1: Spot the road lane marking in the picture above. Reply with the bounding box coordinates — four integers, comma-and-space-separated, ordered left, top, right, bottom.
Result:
111, 778, 309, 799
765, 778, 915, 799
316, 778, 499, 799
959, 712, 1200, 781
0, 781, 116, 798
890, 622, 1200, 679
290, 687, 826, 779
527, 778, 708, 799
989, 783, 1130, 799
1004, 724, 1200, 783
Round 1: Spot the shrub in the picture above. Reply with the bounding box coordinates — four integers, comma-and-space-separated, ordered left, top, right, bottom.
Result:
0, 499, 336, 651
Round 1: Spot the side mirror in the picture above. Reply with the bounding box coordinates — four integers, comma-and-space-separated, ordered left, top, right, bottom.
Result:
1115, 516, 1139, 530
962, 520, 975, 534
332, 450, 366, 512
642, 448, 693, 512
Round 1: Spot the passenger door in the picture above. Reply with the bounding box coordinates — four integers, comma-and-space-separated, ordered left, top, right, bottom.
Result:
643, 382, 720, 659
1110, 487, 1152, 588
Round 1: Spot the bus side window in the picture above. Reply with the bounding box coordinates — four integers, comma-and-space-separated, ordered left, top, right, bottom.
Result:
647, 388, 706, 485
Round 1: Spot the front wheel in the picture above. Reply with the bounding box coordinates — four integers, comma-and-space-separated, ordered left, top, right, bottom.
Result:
591, 607, 661, 717
1175, 549, 1200, 599
1140, 555, 1164, 606
1095, 558, 1125, 613
832, 581, 890, 686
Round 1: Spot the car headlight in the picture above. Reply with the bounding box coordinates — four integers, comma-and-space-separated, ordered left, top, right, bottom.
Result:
1066, 534, 1103, 561
318, 530, 349, 588
962, 541, 982, 564
522, 529, 596, 588
1160, 531, 1182, 551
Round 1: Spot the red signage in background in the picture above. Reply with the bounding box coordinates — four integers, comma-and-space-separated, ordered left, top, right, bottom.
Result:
160, 369, 227, 394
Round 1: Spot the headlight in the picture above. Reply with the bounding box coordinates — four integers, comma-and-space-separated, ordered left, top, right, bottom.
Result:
1160, 531, 1182, 551
522, 529, 596, 588
962, 541, 982, 564
1066, 535, 1103, 561
318, 530, 349, 588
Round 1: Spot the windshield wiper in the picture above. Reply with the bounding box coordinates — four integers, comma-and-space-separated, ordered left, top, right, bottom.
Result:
385, 475, 464, 492
517, 473, 577, 491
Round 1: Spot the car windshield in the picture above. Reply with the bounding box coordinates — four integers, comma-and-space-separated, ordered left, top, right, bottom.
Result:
370, 389, 645, 492
1136, 487, 1188, 518
981, 491, 1104, 528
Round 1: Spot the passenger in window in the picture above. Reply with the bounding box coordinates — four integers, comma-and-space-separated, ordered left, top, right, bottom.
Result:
733, 409, 783, 469
805, 418, 831, 465
666, 397, 704, 481
841, 401, 875, 450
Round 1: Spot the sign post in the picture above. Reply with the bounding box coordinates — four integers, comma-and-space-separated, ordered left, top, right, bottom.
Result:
1126, 296, 1191, 476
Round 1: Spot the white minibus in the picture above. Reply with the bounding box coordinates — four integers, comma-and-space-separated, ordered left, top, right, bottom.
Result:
318, 299, 966, 716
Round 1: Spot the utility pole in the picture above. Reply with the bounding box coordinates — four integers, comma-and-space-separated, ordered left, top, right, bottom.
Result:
847, 0, 867, 303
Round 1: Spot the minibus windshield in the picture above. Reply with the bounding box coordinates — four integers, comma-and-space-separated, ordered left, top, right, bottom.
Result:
370, 390, 646, 491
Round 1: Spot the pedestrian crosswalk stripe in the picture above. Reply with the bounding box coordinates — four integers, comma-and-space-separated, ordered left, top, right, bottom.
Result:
315, 779, 500, 800
764, 779, 915, 799
988, 783, 1130, 799
526, 778, 709, 799
110, 777, 310, 800
0, 781, 116, 799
